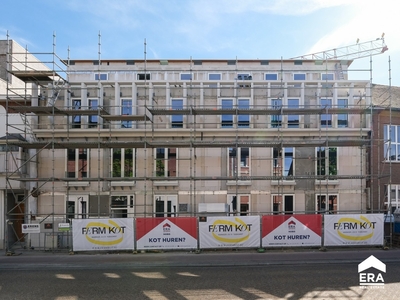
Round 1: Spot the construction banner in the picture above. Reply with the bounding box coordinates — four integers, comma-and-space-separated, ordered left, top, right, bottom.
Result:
199, 216, 260, 249
72, 218, 134, 251
262, 214, 322, 247
324, 214, 384, 246
136, 217, 198, 250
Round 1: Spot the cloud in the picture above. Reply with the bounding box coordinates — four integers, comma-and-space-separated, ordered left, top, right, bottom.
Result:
191, 0, 354, 16
308, 0, 398, 53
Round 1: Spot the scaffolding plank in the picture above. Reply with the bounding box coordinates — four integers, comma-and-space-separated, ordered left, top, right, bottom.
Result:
9, 70, 55, 82
101, 115, 150, 121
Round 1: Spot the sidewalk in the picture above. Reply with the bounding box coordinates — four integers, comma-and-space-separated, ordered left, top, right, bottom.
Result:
1, 247, 400, 270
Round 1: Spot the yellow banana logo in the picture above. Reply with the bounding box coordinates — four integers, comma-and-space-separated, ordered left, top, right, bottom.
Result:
335, 216, 374, 241
84, 220, 124, 246
211, 218, 251, 243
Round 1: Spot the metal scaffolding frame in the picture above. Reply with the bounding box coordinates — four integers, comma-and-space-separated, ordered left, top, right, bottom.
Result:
1, 33, 395, 253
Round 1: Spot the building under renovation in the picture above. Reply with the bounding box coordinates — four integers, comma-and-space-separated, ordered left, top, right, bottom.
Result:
0, 36, 396, 251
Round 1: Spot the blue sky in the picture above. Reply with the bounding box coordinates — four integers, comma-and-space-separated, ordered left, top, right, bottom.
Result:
2, 0, 398, 86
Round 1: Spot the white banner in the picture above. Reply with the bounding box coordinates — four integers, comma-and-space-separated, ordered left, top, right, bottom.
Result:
136, 218, 197, 250
22, 224, 40, 234
262, 215, 322, 247
72, 218, 134, 251
324, 214, 384, 246
199, 216, 260, 248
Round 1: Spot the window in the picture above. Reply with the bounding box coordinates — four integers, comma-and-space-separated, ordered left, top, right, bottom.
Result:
384, 125, 400, 161
316, 194, 337, 214
288, 99, 299, 128
316, 147, 337, 176
220, 98, 250, 128
322, 73, 334, 80
338, 98, 348, 128
121, 99, 132, 128
272, 195, 294, 215
385, 185, 400, 212
208, 73, 221, 80
111, 195, 134, 218
271, 99, 282, 128
238, 99, 250, 127
155, 148, 177, 177
94, 73, 108, 80
155, 195, 177, 217
171, 99, 183, 128
228, 195, 250, 216
112, 148, 135, 178
66, 195, 88, 220
228, 147, 250, 177
265, 73, 278, 80
0, 145, 19, 152
221, 99, 233, 128
72, 99, 81, 128
320, 98, 332, 127
180, 73, 192, 80
67, 148, 88, 179
88, 99, 98, 127
237, 73, 252, 80
137, 73, 150, 80
273, 147, 294, 177
293, 73, 306, 80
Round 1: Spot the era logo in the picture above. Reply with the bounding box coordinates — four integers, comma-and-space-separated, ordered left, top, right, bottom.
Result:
358, 255, 386, 286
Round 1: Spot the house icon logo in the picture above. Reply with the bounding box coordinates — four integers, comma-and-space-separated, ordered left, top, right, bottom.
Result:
358, 255, 386, 287
288, 220, 296, 233
163, 223, 171, 235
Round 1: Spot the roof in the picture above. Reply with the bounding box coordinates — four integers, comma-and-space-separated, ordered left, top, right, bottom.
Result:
371, 84, 400, 108
0, 133, 27, 142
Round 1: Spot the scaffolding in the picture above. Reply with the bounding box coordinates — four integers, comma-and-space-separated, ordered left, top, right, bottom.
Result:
1, 33, 395, 253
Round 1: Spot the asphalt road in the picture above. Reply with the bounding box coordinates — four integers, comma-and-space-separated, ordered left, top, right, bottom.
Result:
1, 249, 400, 299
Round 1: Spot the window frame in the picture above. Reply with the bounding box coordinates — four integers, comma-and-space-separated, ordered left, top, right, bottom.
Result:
171, 98, 184, 128
66, 148, 89, 179
208, 73, 222, 80
320, 98, 333, 128
271, 98, 282, 128
293, 73, 306, 81
121, 99, 133, 128
316, 194, 338, 214
155, 148, 178, 178
316, 147, 337, 177
322, 73, 335, 81
137, 73, 151, 80
385, 184, 400, 212
180, 73, 192, 80
111, 148, 135, 178
71, 98, 81, 128
66, 195, 89, 220
384, 124, 400, 161
272, 194, 295, 215
88, 98, 99, 126
227, 194, 250, 216
273, 147, 294, 178
221, 98, 234, 128
154, 195, 177, 217
265, 73, 278, 81
94, 73, 108, 81
237, 73, 252, 80
287, 98, 300, 128
228, 147, 251, 177
110, 195, 135, 218
337, 98, 348, 128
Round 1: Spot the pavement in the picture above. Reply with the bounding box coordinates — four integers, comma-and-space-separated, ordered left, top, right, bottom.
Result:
1, 247, 400, 270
